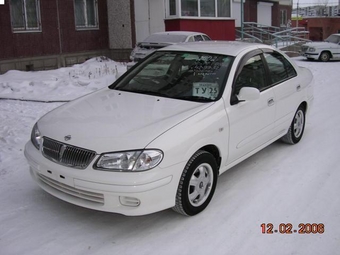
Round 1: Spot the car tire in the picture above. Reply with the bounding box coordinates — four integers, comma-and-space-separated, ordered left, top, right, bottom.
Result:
173, 150, 218, 216
281, 105, 306, 144
319, 51, 330, 62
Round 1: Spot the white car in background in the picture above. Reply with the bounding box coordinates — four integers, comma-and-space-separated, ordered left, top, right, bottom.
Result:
301, 33, 340, 62
25, 41, 314, 216
130, 31, 211, 62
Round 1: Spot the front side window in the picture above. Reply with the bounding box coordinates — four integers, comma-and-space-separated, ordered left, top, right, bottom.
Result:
111, 51, 234, 102
234, 55, 266, 94
74, 0, 98, 29
10, 0, 41, 32
264, 53, 297, 85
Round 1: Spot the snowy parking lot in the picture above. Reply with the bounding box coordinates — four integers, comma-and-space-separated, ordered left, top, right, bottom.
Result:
0, 57, 339, 255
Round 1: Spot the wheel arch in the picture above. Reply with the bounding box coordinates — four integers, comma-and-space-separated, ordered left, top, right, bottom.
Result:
197, 144, 222, 172
320, 50, 332, 59
300, 101, 308, 114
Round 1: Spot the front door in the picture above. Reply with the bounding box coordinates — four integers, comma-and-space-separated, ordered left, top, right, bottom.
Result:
226, 52, 276, 164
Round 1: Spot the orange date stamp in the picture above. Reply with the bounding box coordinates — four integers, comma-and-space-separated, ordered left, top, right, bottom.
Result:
261, 223, 325, 234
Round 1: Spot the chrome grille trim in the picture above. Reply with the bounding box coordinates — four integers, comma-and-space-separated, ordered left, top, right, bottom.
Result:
37, 173, 104, 204
301, 46, 309, 53
42, 137, 96, 169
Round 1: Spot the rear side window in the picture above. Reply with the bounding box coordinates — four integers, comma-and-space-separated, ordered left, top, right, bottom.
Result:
264, 53, 297, 85
202, 35, 211, 41
194, 35, 204, 41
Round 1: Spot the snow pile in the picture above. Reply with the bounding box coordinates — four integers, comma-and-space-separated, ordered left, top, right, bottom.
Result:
0, 56, 128, 102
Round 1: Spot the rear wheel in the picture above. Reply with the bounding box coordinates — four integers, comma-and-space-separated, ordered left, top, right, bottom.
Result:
281, 105, 306, 144
319, 51, 330, 62
173, 150, 218, 216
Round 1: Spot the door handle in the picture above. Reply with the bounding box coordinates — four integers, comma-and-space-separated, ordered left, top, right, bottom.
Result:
268, 98, 274, 106
296, 85, 301, 91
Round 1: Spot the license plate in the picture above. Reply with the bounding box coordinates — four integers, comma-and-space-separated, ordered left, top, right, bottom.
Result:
193, 82, 219, 99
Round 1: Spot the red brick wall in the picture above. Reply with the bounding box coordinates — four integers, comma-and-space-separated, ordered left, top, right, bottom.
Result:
0, 0, 109, 60
165, 19, 236, 40
299, 18, 340, 41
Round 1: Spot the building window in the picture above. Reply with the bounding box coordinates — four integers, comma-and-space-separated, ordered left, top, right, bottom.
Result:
74, 0, 98, 30
181, 0, 198, 16
169, 0, 176, 15
280, 9, 287, 26
179, 0, 230, 18
201, 0, 215, 17
10, 0, 41, 32
217, 0, 230, 17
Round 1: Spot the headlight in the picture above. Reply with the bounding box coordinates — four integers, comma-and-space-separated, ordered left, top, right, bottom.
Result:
95, 150, 163, 172
31, 123, 42, 150
309, 47, 316, 52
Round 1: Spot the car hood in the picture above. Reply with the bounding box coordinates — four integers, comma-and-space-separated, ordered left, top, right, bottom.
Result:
38, 88, 212, 153
304, 42, 339, 48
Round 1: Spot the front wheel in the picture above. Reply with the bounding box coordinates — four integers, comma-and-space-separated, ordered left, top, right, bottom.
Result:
281, 105, 306, 144
319, 51, 330, 62
173, 150, 218, 216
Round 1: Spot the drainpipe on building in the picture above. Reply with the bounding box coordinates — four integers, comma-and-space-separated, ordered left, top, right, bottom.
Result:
56, 0, 64, 67
296, 0, 299, 28
241, 0, 244, 40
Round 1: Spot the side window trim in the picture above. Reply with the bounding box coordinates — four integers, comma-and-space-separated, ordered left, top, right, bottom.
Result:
230, 49, 266, 105
261, 48, 298, 87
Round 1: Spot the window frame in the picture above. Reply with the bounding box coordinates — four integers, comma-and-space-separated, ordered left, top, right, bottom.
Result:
280, 9, 287, 27
262, 50, 298, 88
74, 0, 99, 31
9, 0, 42, 33
166, 0, 231, 19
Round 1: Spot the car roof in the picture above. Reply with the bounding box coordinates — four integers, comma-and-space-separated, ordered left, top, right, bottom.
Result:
157, 41, 273, 57
150, 31, 207, 36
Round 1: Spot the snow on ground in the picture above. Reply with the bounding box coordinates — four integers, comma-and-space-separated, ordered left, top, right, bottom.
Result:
0, 57, 339, 255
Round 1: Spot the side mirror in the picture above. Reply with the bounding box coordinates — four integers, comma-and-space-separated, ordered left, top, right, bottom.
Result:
237, 87, 260, 101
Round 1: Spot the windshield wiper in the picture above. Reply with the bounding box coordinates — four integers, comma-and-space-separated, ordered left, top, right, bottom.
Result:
175, 95, 215, 102
116, 88, 169, 98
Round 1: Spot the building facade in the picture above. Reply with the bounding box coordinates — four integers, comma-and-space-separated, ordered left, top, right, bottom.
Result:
0, 0, 293, 74
0, 0, 111, 73
299, 17, 340, 41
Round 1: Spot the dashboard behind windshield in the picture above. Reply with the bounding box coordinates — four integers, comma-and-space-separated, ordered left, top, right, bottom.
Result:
110, 51, 234, 102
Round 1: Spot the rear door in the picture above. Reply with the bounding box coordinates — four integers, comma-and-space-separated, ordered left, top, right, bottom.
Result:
262, 50, 301, 137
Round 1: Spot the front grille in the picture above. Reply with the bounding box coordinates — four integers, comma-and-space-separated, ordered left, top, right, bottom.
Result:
42, 137, 96, 169
37, 173, 104, 204
301, 46, 309, 53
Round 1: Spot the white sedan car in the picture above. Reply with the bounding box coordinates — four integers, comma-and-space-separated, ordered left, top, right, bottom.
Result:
130, 31, 211, 62
301, 33, 340, 62
25, 42, 314, 216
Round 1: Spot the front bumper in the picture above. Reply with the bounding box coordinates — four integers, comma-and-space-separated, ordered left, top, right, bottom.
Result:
24, 141, 184, 216
303, 52, 319, 60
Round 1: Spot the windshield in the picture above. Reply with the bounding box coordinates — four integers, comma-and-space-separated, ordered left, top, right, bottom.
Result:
110, 51, 234, 102
325, 35, 340, 44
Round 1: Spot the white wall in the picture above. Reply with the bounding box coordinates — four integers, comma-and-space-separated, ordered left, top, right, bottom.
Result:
134, 0, 166, 43
233, 1, 241, 27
